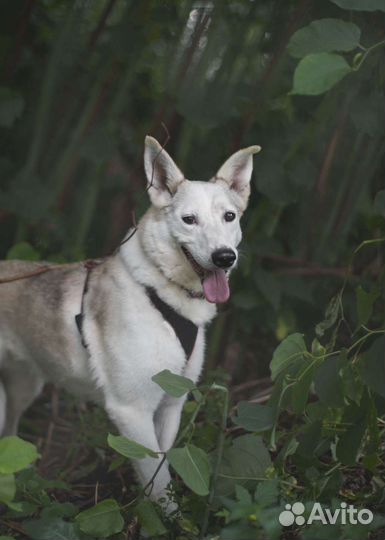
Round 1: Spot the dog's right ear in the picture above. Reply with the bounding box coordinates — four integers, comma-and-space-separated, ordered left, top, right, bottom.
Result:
144, 136, 184, 208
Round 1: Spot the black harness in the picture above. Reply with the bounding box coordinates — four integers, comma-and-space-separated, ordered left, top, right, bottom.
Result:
75, 263, 199, 359
145, 287, 198, 359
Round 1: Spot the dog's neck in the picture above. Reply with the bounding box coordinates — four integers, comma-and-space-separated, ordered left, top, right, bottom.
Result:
116, 210, 216, 326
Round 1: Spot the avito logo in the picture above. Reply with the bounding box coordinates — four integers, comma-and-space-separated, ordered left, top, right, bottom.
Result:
279, 502, 373, 527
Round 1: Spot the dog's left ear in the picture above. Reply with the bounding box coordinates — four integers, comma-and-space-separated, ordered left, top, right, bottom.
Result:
144, 136, 184, 208
211, 145, 261, 211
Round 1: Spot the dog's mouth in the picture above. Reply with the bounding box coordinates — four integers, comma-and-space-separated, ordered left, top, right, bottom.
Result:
181, 247, 230, 304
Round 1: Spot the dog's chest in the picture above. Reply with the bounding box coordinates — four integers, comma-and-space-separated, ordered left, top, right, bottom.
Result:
86, 288, 203, 406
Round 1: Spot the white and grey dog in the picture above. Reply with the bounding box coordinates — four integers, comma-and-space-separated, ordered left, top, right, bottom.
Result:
0, 136, 260, 505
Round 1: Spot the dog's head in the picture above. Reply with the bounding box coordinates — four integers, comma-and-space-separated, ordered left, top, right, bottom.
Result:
143, 136, 261, 304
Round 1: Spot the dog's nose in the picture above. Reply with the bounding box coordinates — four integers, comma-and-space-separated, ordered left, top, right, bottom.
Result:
212, 248, 236, 269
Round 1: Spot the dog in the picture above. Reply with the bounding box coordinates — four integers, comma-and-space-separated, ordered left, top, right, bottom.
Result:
0, 136, 260, 507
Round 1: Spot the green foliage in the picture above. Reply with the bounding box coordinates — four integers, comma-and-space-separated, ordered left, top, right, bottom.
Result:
107, 434, 158, 459
75, 499, 124, 538
0, 1, 384, 538
167, 444, 212, 496
152, 369, 196, 398
270, 333, 306, 381
0, 437, 39, 474
23, 518, 81, 540
0, 475, 16, 505
288, 19, 361, 58
5, 242, 40, 261
233, 402, 274, 432
291, 52, 352, 95
331, 0, 385, 11
134, 500, 167, 537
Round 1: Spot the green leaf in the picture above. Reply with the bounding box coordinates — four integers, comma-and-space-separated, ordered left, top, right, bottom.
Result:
0, 474, 16, 504
291, 53, 351, 96
0, 87, 24, 128
0, 536, 15, 540
0, 437, 39, 474
23, 518, 81, 540
341, 359, 363, 405
167, 444, 212, 496
135, 500, 167, 536
41, 501, 77, 519
359, 337, 385, 398
356, 286, 379, 327
75, 498, 124, 538
152, 369, 195, 397
336, 409, 367, 465
233, 401, 274, 432
235, 484, 253, 505
314, 356, 345, 408
316, 293, 341, 338
220, 435, 271, 484
291, 361, 316, 414
331, 0, 385, 12
6, 242, 40, 261
107, 434, 158, 459
288, 19, 361, 58
5, 501, 38, 517
254, 479, 279, 508
297, 420, 323, 458
270, 333, 307, 381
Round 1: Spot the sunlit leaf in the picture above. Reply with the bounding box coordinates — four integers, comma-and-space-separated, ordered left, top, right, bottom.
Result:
0, 437, 39, 474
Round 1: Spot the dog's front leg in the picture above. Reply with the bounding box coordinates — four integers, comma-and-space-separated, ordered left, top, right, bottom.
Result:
154, 397, 185, 452
106, 403, 173, 506
155, 330, 206, 452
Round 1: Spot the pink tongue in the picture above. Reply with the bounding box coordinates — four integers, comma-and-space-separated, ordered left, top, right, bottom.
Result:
203, 270, 230, 303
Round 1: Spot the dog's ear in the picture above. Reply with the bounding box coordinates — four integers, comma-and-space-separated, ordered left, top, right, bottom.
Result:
211, 145, 261, 211
144, 136, 184, 207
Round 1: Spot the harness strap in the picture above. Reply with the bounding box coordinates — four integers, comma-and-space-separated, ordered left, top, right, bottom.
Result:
146, 287, 199, 359
75, 259, 101, 349
75, 265, 199, 360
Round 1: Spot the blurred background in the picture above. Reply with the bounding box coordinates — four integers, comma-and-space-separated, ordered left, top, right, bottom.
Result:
0, 0, 384, 387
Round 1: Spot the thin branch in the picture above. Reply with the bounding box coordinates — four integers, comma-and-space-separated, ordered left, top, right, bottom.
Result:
316, 110, 347, 200
88, 0, 117, 50
115, 122, 170, 251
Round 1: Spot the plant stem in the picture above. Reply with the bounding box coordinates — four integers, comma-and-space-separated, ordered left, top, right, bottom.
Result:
353, 39, 385, 71
174, 392, 207, 447
200, 384, 229, 539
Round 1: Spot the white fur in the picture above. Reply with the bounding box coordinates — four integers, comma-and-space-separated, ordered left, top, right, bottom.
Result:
0, 137, 260, 508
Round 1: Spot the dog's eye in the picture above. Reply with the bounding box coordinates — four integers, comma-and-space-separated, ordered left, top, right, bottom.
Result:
182, 215, 197, 225
224, 211, 236, 222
